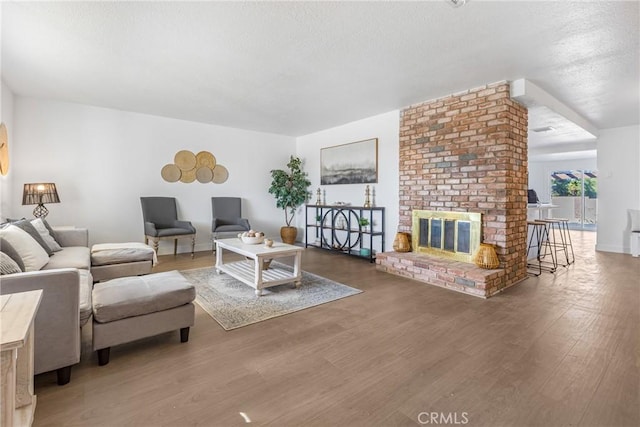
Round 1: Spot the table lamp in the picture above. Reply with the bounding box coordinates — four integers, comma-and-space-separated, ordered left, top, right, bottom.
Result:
22, 183, 60, 218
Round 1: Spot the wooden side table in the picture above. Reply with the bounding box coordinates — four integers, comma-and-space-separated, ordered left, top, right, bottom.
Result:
1, 290, 42, 427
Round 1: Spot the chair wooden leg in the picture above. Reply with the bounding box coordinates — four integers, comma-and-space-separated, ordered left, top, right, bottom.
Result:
149, 238, 159, 255
174, 239, 178, 256
191, 236, 195, 258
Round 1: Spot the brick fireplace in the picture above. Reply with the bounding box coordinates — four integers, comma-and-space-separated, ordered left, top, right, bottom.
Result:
376, 81, 528, 298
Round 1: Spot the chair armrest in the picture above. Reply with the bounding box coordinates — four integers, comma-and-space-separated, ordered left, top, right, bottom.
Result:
174, 220, 196, 233
53, 227, 89, 247
0, 269, 81, 375
144, 221, 158, 236
239, 218, 250, 230
212, 218, 220, 231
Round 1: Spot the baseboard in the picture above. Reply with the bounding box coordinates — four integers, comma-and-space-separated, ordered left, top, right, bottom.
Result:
595, 244, 627, 254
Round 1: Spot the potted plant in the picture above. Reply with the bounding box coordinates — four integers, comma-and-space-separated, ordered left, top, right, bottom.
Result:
358, 217, 370, 232
315, 214, 322, 226
268, 156, 311, 244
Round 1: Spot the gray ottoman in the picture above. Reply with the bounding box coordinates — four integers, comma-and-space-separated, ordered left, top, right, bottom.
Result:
92, 270, 195, 365
90, 243, 155, 283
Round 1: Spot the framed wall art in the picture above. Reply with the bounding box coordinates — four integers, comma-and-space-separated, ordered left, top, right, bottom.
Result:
321, 138, 378, 185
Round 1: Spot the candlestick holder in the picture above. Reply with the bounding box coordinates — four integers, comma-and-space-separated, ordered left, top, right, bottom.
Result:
363, 185, 371, 208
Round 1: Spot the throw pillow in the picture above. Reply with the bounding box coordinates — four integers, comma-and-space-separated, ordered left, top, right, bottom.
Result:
0, 237, 26, 271
0, 225, 50, 271
3, 217, 24, 224
30, 218, 62, 252
0, 251, 21, 275
2, 217, 27, 228
10, 219, 55, 256
42, 219, 60, 242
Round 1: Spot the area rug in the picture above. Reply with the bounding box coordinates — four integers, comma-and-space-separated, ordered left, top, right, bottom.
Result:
180, 263, 362, 330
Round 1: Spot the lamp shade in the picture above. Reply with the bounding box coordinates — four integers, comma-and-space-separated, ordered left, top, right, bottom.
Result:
22, 183, 61, 205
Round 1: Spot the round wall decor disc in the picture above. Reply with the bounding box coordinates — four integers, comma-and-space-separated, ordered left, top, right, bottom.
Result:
161, 164, 182, 182
212, 164, 229, 184
196, 151, 216, 169
180, 167, 197, 183
196, 166, 214, 183
174, 150, 196, 171
0, 123, 8, 176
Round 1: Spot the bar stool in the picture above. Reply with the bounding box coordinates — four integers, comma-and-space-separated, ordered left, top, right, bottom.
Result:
548, 218, 575, 265
539, 219, 570, 268
527, 220, 556, 276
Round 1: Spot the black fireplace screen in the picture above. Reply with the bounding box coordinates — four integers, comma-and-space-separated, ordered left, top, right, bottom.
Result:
457, 221, 471, 253
418, 218, 472, 254
430, 219, 441, 248
419, 218, 429, 247
444, 220, 455, 252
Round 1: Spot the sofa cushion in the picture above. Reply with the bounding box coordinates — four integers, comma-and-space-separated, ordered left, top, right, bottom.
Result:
30, 218, 62, 252
43, 246, 90, 271
0, 237, 25, 271
92, 271, 195, 323
0, 252, 22, 274
10, 219, 55, 256
78, 269, 93, 327
0, 225, 50, 271
156, 227, 195, 237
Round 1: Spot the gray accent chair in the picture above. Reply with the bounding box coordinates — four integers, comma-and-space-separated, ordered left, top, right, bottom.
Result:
211, 197, 250, 250
141, 197, 196, 257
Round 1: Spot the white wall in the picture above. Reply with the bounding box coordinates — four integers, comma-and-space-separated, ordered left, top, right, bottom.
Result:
12, 94, 634, 257
296, 110, 400, 251
528, 157, 598, 202
0, 80, 14, 220
596, 125, 640, 253
11, 97, 295, 254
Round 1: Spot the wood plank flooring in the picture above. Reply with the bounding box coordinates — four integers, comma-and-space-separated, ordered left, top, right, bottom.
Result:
33, 231, 639, 426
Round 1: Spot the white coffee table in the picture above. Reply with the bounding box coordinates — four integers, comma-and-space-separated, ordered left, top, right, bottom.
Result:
215, 238, 304, 296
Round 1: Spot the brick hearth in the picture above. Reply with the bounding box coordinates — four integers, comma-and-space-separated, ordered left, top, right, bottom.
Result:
377, 81, 528, 298
376, 252, 505, 298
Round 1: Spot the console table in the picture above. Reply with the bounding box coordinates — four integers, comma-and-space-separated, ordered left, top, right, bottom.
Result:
305, 204, 385, 263
1, 290, 42, 427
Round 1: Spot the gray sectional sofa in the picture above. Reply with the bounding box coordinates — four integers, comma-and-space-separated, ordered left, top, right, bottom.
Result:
0, 226, 92, 385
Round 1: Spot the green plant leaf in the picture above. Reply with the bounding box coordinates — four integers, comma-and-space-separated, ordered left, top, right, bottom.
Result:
268, 156, 311, 226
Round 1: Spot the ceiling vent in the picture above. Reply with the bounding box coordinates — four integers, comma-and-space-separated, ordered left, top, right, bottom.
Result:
449, 0, 468, 7
532, 126, 556, 133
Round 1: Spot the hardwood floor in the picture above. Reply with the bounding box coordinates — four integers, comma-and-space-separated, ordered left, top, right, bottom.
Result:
33, 231, 639, 426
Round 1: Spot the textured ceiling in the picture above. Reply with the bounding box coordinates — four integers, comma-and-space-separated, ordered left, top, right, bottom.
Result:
2, 1, 638, 137
527, 105, 596, 148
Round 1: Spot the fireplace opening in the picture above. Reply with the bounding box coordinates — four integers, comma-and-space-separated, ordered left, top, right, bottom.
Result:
412, 210, 481, 263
